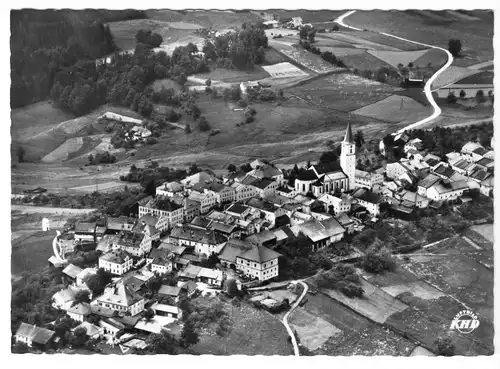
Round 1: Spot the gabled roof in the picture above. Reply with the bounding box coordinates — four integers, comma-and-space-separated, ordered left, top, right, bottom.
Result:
107, 216, 136, 231
246, 230, 277, 245
352, 188, 384, 204
181, 280, 198, 292
73, 322, 103, 337
16, 323, 55, 345
62, 264, 83, 279
98, 281, 144, 307
151, 303, 181, 315
158, 242, 186, 256
116, 231, 145, 249
74, 222, 96, 233
461, 141, 484, 153
476, 157, 494, 167
335, 212, 354, 226
145, 197, 183, 212
311, 162, 343, 176
433, 164, 455, 178
122, 275, 146, 292
68, 302, 92, 316
417, 173, 441, 189
158, 285, 181, 297
181, 171, 215, 186
247, 198, 278, 212
248, 164, 283, 179
190, 215, 212, 229
238, 244, 281, 263
470, 168, 490, 181
226, 204, 249, 215
157, 181, 183, 193
219, 238, 253, 263
472, 146, 487, 155
298, 217, 345, 242
100, 250, 132, 264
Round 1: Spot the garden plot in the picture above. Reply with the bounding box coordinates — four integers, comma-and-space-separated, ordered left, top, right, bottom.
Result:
321, 278, 408, 324
413, 48, 449, 68
276, 46, 341, 74
367, 49, 431, 69
347, 31, 425, 51
262, 62, 308, 78
404, 254, 494, 321
352, 94, 428, 123
41, 137, 84, 163
469, 224, 494, 244
288, 307, 341, 351
287, 73, 402, 112
318, 32, 401, 51
341, 51, 395, 71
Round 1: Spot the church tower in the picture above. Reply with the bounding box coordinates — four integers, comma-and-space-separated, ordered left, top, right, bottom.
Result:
340, 118, 356, 191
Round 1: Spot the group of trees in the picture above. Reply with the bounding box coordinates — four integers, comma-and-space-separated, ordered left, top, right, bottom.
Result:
88, 151, 117, 165
203, 23, 268, 70
447, 89, 493, 104
135, 29, 163, 47
299, 40, 347, 68
314, 263, 364, 298
357, 251, 397, 274
448, 39, 462, 57
10, 10, 145, 108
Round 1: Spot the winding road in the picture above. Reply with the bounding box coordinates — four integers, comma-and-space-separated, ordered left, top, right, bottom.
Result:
282, 280, 309, 356
334, 10, 454, 133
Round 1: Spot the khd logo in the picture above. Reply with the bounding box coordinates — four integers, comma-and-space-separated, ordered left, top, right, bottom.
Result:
450, 310, 480, 334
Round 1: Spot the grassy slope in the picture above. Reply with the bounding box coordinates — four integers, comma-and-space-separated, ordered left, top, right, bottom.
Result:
147, 10, 260, 30
347, 10, 493, 67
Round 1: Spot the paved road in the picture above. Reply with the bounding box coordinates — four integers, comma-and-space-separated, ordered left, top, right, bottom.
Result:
334, 10, 454, 133
282, 280, 309, 356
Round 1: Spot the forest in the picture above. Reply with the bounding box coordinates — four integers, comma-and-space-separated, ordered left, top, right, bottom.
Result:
10, 9, 147, 108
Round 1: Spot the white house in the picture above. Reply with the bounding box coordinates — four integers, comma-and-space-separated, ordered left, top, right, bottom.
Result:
291, 217, 345, 251
15, 323, 55, 348
352, 188, 384, 216
99, 250, 133, 276
96, 282, 145, 317
317, 193, 351, 215
355, 169, 384, 189
426, 180, 468, 201
138, 197, 184, 229
67, 302, 92, 322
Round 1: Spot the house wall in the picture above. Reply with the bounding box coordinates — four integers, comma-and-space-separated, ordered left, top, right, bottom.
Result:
152, 263, 172, 275
99, 258, 133, 275
15, 334, 33, 347
358, 199, 380, 216
68, 312, 85, 323
235, 257, 279, 281
386, 163, 407, 179
427, 187, 465, 201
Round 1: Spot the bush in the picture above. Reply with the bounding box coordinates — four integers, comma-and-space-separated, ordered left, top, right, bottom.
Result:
245, 115, 255, 124
435, 336, 455, 356
358, 252, 396, 274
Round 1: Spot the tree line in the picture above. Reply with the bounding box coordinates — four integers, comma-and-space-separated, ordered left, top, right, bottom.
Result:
11, 9, 146, 108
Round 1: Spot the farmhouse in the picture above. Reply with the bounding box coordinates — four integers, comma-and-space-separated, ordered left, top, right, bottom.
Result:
15, 323, 55, 350
247, 164, 285, 185
156, 181, 184, 197
291, 217, 345, 251
188, 191, 217, 214
74, 222, 97, 242
167, 225, 228, 256
355, 169, 384, 189
352, 188, 385, 216
67, 302, 92, 322
417, 173, 441, 198
317, 193, 351, 215
192, 181, 236, 204
115, 231, 152, 258
106, 216, 135, 234
96, 281, 145, 317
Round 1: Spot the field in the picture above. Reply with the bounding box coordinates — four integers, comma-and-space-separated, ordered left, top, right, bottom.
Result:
189, 67, 270, 83
41, 137, 84, 163
344, 31, 426, 51
454, 70, 494, 85
287, 73, 402, 112
264, 47, 291, 64
13, 104, 142, 162
270, 10, 345, 23
316, 32, 400, 52
366, 49, 431, 69
346, 10, 494, 67
262, 62, 308, 78
431, 65, 482, 89
341, 51, 396, 71
469, 224, 494, 244
302, 290, 415, 355
413, 48, 449, 68
352, 94, 431, 123
191, 297, 293, 355
108, 19, 174, 51
147, 9, 260, 30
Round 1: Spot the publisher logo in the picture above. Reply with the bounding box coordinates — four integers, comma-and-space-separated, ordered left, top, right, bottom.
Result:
450, 310, 480, 334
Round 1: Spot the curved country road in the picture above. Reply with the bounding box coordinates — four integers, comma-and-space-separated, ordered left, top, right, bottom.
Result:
52, 230, 67, 262
282, 281, 309, 356
334, 10, 454, 133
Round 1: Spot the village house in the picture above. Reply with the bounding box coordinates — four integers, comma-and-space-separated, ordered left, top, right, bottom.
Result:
242, 176, 279, 198
291, 217, 345, 251
451, 159, 479, 176
247, 230, 278, 248
289, 210, 313, 226
133, 222, 160, 242
106, 216, 136, 234
74, 222, 97, 243
96, 281, 145, 317
223, 169, 248, 184
151, 303, 183, 319
138, 197, 184, 229
115, 231, 152, 258
99, 318, 125, 338
480, 176, 494, 197
276, 186, 297, 198
209, 221, 241, 239
15, 323, 55, 350
148, 248, 174, 275
432, 163, 456, 180
181, 171, 219, 188
194, 181, 236, 204
52, 286, 88, 310
446, 152, 463, 166
246, 198, 287, 227
73, 322, 104, 340
355, 169, 384, 189
188, 191, 217, 214
231, 181, 261, 202
219, 238, 281, 281
404, 138, 423, 153
99, 250, 134, 275
167, 225, 228, 256
138, 214, 169, 233
335, 212, 356, 234
461, 142, 487, 162
225, 203, 252, 219
317, 193, 351, 215
475, 157, 495, 172
247, 164, 285, 185
352, 188, 385, 216
62, 264, 83, 283
406, 149, 426, 161
398, 190, 429, 208
155, 181, 184, 197
386, 161, 411, 180
426, 180, 468, 201
158, 285, 182, 302
291, 194, 316, 214
417, 173, 442, 198
179, 281, 198, 298
76, 268, 97, 287
67, 302, 92, 322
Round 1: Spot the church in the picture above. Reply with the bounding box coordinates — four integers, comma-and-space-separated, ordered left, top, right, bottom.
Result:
294, 120, 356, 196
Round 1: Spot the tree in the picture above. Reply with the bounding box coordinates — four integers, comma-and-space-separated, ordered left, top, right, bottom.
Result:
224, 279, 239, 297
70, 327, 88, 348
12, 341, 29, 354
146, 331, 178, 354
198, 116, 211, 132
354, 130, 365, 148
227, 164, 237, 172
476, 90, 486, 103
72, 290, 90, 306
448, 39, 462, 57
185, 123, 192, 134
435, 336, 455, 356
144, 308, 155, 322
205, 78, 211, 87
240, 163, 252, 173
358, 252, 396, 274
319, 150, 338, 164
215, 317, 233, 354
447, 92, 457, 104
459, 90, 466, 99
180, 320, 199, 347
16, 146, 26, 163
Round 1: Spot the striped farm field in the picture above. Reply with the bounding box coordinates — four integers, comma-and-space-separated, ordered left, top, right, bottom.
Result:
318, 32, 400, 51
41, 137, 84, 163
367, 49, 431, 69
316, 46, 366, 57
352, 94, 429, 123
341, 51, 395, 71
454, 70, 494, 85
431, 65, 482, 90
346, 31, 427, 51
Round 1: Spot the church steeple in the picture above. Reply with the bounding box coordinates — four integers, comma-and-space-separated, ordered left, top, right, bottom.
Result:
343, 116, 354, 144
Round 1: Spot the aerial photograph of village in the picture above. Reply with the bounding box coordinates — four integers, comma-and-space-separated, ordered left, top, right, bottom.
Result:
10, 7, 494, 357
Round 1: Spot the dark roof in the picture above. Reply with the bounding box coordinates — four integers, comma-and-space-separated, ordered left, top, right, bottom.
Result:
116, 231, 145, 248
353, 188, 384, 204
74, 222, 96, 233
313, 161, 342, 175
473, 147, 487, 155
433, 164, 455, 178
190, 215, 212, 229
477, 157, 494, 167
147, 197, 183, 212
297, 169, 318, 181
417, 173, 441, 189
470, 168, 490, 181
246, 230, 277, 245
219, 239, 253, 263
239, 244, 281, 263
170, 226, 227, 245
122, 275, 146, 292
343, 119, 354, 143
246, 198, 278, 212
226, 203, 249, 214
158, 285, 181, 297
425, 158, 440, 167
277, 186, 292, 193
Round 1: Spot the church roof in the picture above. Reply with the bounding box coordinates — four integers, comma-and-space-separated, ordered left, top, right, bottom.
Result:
343, 119, 354, 144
